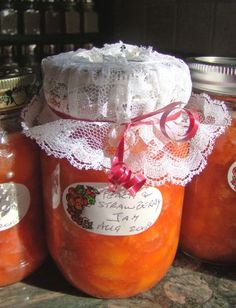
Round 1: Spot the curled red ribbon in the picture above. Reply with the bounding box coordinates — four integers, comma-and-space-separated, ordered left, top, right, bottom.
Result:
49, 101, 200, 196
108, 124, 147, 197
108, 102, 200, 196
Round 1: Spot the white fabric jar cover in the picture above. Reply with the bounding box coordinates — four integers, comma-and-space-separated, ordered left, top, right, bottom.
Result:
22, 42, 231, 188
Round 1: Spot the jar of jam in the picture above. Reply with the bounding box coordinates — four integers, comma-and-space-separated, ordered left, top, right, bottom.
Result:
180, 57, 236, 264
0, 68, 47, 286
40, 155, 185, 298
22, 43, 229, 298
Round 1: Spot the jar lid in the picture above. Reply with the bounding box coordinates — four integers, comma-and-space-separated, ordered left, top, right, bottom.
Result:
0, 67, 35, 112
187, 56, 236, 96
42, 42, 192, 122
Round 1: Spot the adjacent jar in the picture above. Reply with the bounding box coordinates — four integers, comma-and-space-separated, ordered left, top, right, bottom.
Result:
0, 68, 47, 286
180, 57, 236, 264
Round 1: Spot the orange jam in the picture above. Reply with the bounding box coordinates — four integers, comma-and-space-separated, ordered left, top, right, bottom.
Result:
0, 131, 47, 286
180, 110, 236, 264
41, 151, 184, 298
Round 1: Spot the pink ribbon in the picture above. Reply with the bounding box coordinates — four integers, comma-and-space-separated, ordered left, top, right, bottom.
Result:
108, 123, 147, 196
49, 102, 200, 196
108, 102, 200, 196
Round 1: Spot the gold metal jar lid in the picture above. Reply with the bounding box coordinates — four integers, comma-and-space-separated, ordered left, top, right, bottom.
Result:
186, 57, 236, 97
0, 67, 36, 112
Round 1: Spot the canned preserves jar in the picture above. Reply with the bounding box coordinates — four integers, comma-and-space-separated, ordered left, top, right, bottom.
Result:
40, 155, 185, 298
180, 57, 236, 264
22, 43, 229, 298
0, 68, 47, 286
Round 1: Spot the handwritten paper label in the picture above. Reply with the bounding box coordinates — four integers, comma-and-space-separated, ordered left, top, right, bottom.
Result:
52, 163, 61, 209
227, 161, 236, 192
0, 183, 30, 231
62, 183, 163, 236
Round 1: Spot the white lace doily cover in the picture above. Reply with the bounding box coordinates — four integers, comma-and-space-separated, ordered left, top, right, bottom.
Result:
42, 42, 192, 122
23, 43, 231, 187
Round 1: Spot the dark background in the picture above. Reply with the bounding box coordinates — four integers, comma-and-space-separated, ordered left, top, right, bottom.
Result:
110, 0, 236, 57
0, 0, 235, 69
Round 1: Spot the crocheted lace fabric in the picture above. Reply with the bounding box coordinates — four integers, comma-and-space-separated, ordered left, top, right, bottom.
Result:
41, 42, 192, 122
22, 43, 231, 186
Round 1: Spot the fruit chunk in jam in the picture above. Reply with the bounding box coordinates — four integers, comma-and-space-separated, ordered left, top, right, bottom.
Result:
180, 117, 236, 264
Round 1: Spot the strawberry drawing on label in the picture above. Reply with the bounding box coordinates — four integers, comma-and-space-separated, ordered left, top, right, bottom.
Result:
65, 185, 100, 229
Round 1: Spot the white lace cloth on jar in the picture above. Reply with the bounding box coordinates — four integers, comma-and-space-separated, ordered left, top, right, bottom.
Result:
22, 93, 231, 187
41, 42, 192, 123
22, 43, 231, 187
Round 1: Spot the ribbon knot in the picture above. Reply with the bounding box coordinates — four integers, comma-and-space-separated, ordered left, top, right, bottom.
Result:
108, 158, 146, 197
108, 102, 200, 196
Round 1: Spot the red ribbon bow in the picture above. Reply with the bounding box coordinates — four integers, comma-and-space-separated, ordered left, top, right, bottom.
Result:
108, 124, 147, 196
49, 101, 200, 196
108, 102, 200, 196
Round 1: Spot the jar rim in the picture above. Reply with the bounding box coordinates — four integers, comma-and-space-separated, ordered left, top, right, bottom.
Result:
0, 68, 35, 91
0, 67, 36, 112
187, 56, 236, 97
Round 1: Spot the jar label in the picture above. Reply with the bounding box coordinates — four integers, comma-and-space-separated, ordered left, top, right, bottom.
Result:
52, 163, 61, 209
227, 161, 236, 192
0, 183, 30, 231
62, 183, 163, 236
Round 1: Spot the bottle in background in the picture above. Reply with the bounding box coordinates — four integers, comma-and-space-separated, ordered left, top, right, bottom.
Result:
43, 0, 62, 34
20, 44, 41, 88
43, 43, 59, 57
0, 0, 18, 35
82, 0, 98, 33
63, 0, 80, 34
82, 42, 93, 49
63, 43, 76, 52
22, 0, 41, 35
0, 45, 18, 68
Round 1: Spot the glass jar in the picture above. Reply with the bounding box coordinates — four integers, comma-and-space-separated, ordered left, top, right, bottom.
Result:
63, 0, 80, 34
43, 0, 62, 34
0, 0, 18, 35
180, 57, 236, 264
0, 45, 18, 68
37, 45, 191, 299
22, 0, 41, 35
0, 68, 47, 286
82, 0, 98, 33
40, 153, 184, 298
23, 43, 227, 298
20, 44, 41, 87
